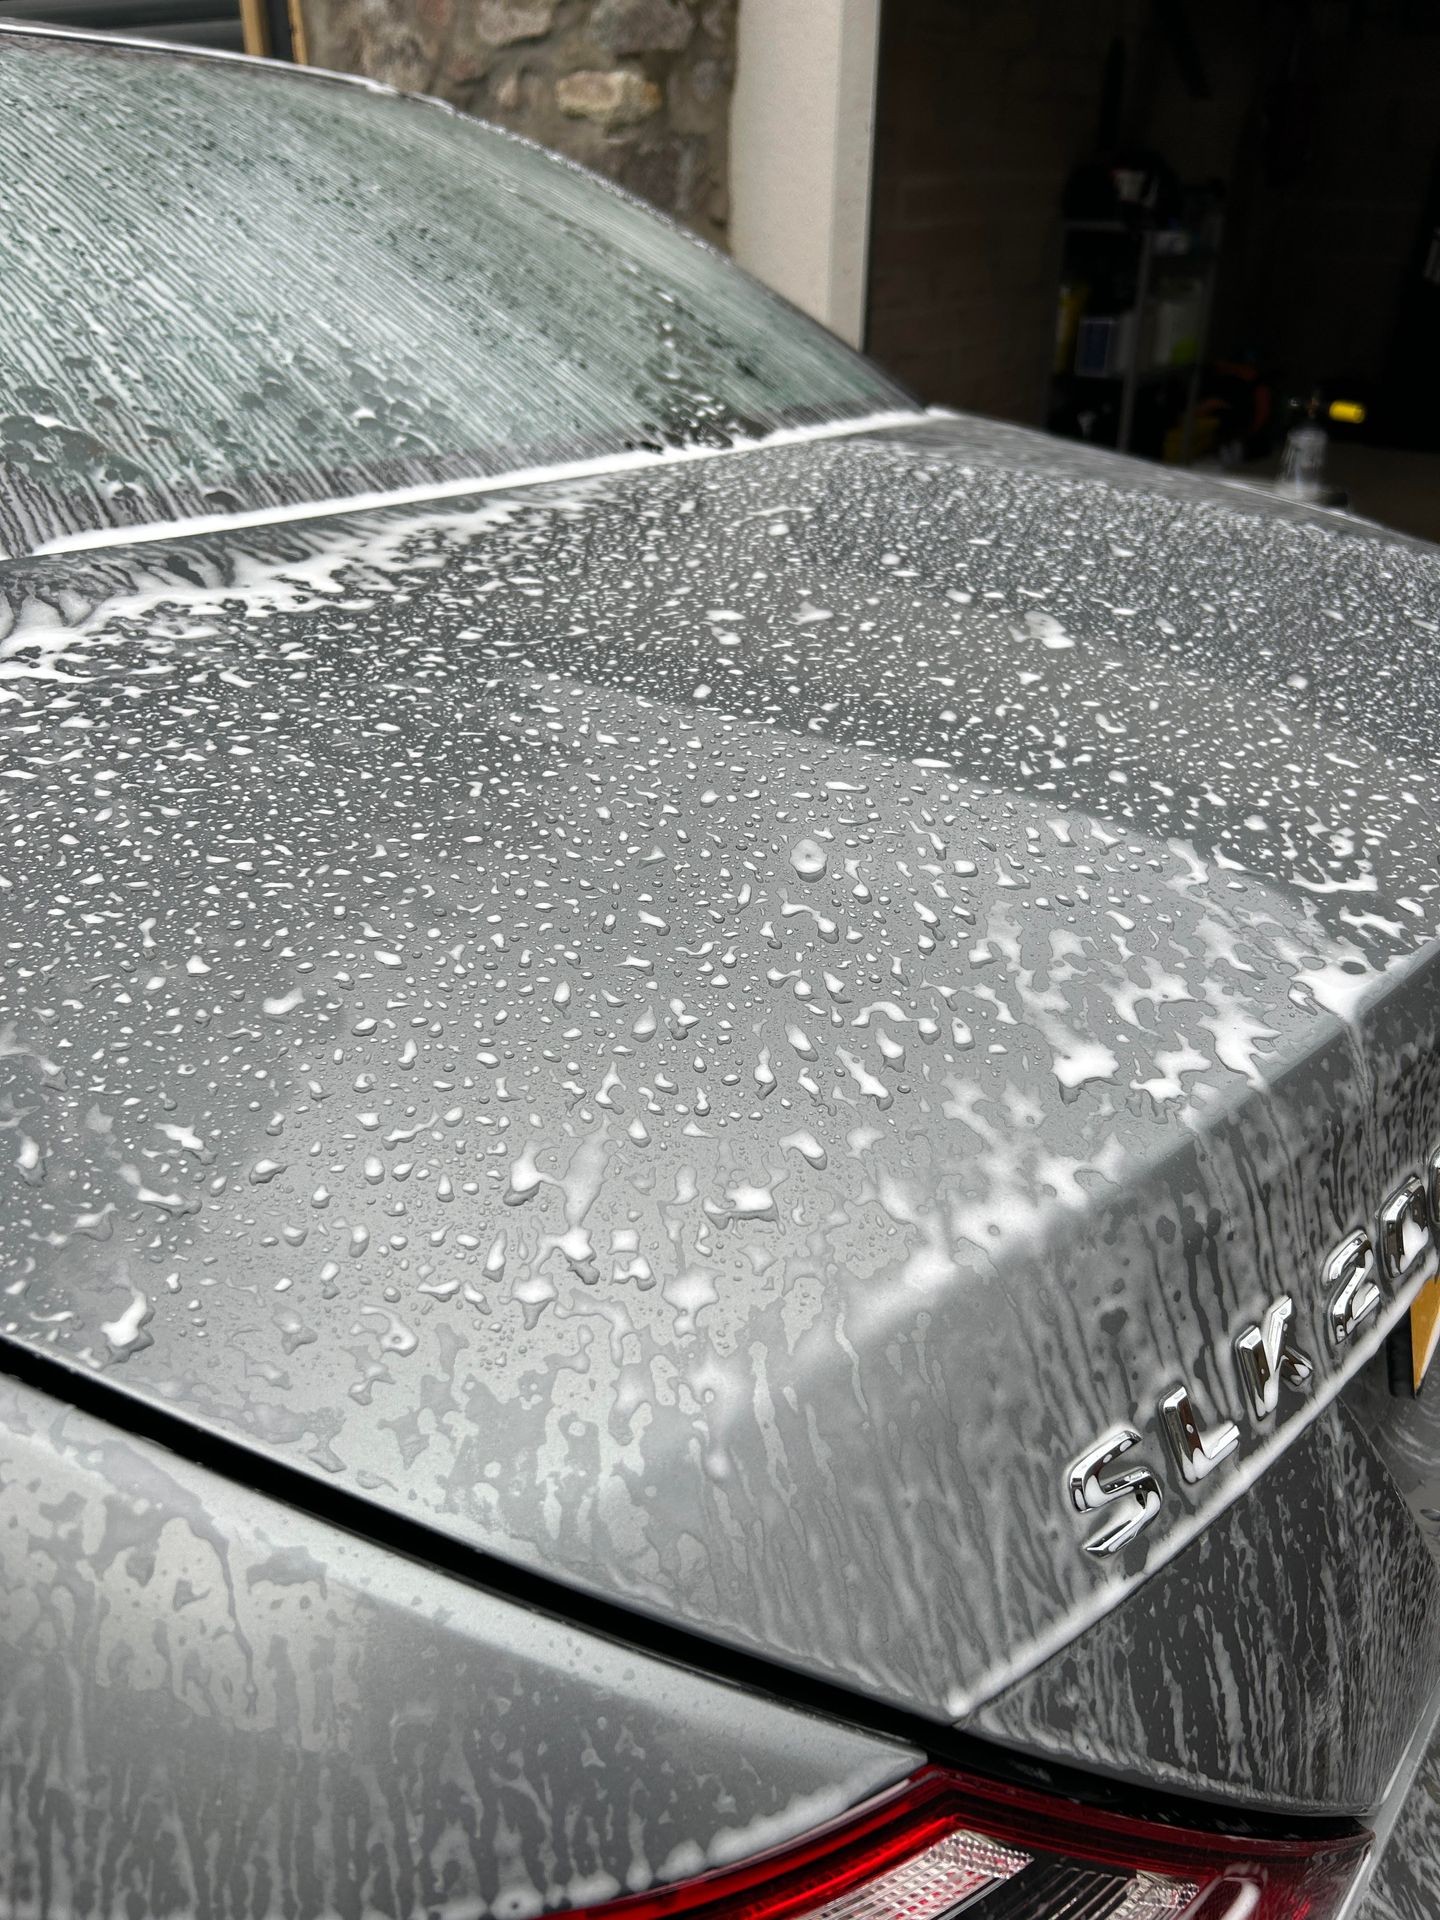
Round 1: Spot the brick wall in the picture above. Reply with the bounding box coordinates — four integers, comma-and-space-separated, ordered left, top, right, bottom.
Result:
300, 0, 737, 246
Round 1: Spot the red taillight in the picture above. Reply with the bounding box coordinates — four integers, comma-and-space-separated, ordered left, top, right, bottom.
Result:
570, 1768, 1370, 1920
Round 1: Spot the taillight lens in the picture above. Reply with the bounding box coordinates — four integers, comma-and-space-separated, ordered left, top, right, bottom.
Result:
571, 1768, 1370, 1920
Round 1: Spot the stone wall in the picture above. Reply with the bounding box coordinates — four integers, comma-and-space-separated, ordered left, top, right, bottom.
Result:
300, 0, 738, 246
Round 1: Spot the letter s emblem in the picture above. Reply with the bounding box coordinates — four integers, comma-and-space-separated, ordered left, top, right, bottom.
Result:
1066, 1425, 1163, 1556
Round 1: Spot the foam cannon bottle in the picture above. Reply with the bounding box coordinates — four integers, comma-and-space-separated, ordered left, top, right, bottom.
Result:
1275, 388, 1366, 506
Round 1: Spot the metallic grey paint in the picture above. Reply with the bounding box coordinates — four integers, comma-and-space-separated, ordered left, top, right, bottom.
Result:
5, 419, 1440, 1752
0, 1370, 915, 1915
4, 37, 1440, 1898
1354, 1760, 1440, 1920
972, 1399, 1440, 1814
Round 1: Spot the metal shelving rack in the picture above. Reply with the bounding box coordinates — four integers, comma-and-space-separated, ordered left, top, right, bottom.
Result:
1049, 203, 1222, 462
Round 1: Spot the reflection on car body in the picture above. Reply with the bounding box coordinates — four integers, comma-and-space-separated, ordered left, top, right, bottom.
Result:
2, 24, 1440, 1920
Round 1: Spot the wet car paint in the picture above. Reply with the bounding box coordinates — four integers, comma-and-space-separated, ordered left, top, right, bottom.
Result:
1351, 1710, 1440, 1920
4, 416, 1440, 1795
971, 1396, 1440, 1814
0, 1370, 914, 1916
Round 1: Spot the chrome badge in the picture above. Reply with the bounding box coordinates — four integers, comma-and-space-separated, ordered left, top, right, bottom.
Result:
1068, 1147, 1440, 1557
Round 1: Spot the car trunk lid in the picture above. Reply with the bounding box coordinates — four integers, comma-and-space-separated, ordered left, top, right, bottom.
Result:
3, 418, 1439, 1791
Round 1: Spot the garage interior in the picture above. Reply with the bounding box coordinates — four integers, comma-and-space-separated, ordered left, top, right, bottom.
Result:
866, 0, 1440, 543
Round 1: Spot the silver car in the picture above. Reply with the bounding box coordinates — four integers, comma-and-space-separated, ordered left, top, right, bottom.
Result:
1, 25, 1438, 1920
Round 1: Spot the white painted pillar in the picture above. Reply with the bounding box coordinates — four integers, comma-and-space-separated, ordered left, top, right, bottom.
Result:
728, 0, 882, 349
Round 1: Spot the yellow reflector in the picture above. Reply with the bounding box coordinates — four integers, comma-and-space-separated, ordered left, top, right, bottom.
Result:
1328, 400, 1366, 425
1411, 1273, 1440, 1393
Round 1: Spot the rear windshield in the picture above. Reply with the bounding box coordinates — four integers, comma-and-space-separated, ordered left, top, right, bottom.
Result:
0, 34, 910, 556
